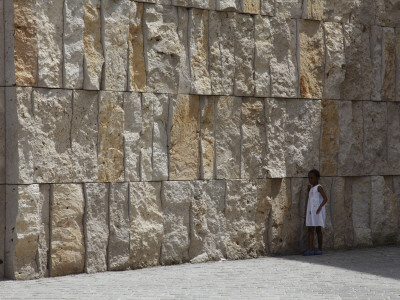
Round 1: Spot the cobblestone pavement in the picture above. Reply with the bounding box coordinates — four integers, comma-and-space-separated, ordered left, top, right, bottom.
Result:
1, 246, 399, 300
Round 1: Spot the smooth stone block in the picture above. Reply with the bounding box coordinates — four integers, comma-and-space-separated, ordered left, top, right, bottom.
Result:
351, 177, 372, 247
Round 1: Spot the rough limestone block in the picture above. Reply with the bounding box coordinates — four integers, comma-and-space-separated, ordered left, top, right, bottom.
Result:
169, 94, 200, 180
172, 0, 216, 10
371, 177, 398, 245
254, 15, 271, 97
32, 89, 73, 183
128, 2, 146, 92
285, 99, 321, 177
98, 91, 125, 182
376, 0, 400, 27
63, 0, 84, 89
51, 184, 85, 277
189, 181, 226, 262
329, 177, 348, 249
320, 100, 339, 176
71, 90, 99, 182
209, 11, 236, 95
215, 96, 241, 179
323, 22, 345, 100
234, 13, 255, 97
0, 89, 4, 184
393, 177, 400, 241
290, 178, 309, 252
243, 0, 261, 14
129, 182, 163, 269
241, 98, 267, 179
260, 0, 274, 15
351, 177, 372, 247
124, 92, 142, 182
302, 0, 323, 20
200, 96, 215, 180
102, 0, 129, 91
5, 185, 49, 280
189, 9, 211, 95
381, 28, 396, 101
363, 101, 387, 175
176, 7, 191, 94
341, 23, 372, 100
216, 0, 241, 11
84, 183, 109, 274
337, 101, 364, 176
109, 182, 130, 271
161, 181, 192, 264
370, 26, 383, 101
5, 87, 35, 184
397, 29, 400, 102
140, 93, 153, 181
299, 20, 324, 99
387, 102, 400, 175
0, 186, 3, 279
83, 0, 104, 90
318, 177, 334, 249
36, 0, 63, 88
0, 0, 4, 86
275, 0, 302, 18
265, 98, 287, 178
143, 4, 184, 94
225, 180, 270, 259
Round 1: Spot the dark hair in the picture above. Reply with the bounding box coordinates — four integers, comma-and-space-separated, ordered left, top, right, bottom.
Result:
308, 169, 320, 178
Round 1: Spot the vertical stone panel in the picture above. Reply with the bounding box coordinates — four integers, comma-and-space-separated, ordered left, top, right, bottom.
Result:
387, 102, 400, 175
329, 177, 347, 249
217, 0, 241, 11
351, 177, 372, 247
397, 29, 400, 102
303, 0, 323, 20
98, 91, 125, 182
260, 0, 274, 16
200, 96, 215, 180
0, 186, 4, 279
189, 9, 211, 95
50, 184, 85, 277
176, 7, 191, 94
243, 0, 260, 14
370, 26, 383, 101
129, 182, 163, 269
299, 20, 324, 99
0, 89, 4, 184
169, 94, 200, 180
234, 13, 255, 96
318, 177, 334, 249
84, 183, 109, 274
102, 0, 130, 91
382, 28, 396, 101
108, 182, 129, 271
290, 178, 309, 252
83, 0, 104, 90
320, 100, 339, 176
209, 11, 236, 95
215, 96, 241, 179
63, 0, 84, 89
0, 0, 4, 87
393, 176, 400, 241
376, 0, 400, 27
172, 0, 216, 10
254, 15, 271, 97
275, 0, 302, 18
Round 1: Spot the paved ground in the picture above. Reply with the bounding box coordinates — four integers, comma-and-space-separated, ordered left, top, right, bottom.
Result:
0, 246, 399, 300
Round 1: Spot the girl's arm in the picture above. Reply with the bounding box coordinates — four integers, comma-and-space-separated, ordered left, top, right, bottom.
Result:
316, 186, 328, 214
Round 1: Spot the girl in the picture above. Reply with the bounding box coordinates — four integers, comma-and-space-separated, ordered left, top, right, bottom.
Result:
304, 169, 328, 256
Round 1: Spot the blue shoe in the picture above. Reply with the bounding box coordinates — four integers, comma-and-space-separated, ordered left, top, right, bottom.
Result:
314, 249, 323, 255
303, 250, 314, 256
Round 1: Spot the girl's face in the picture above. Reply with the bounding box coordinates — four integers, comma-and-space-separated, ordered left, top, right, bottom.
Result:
308, 172, 319, 186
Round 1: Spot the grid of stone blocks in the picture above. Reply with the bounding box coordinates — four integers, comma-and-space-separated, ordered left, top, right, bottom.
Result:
0, 0, 400, 280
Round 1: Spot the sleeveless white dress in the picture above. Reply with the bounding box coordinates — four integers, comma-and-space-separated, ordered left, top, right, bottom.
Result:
306, 184, 326, 227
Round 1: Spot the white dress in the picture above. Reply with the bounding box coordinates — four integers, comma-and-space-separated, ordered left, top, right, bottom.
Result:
306, 184, 326, 227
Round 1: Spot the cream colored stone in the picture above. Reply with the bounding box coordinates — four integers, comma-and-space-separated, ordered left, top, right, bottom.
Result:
382, 28, 396, 101
140, 93, 153, 182
98, 91, 125, 182
320, 100, 339, 176
275, 0, 302, 18
217, 0, 241, 11
83, 0, 104, 90
169, 94, 200, 180
241, 98, 267, 179
299, 20, 324, 99
189, 9, 211, 95
129, 182, 163, 269
200, 96, 215, 180
254, 15, 271, 97
303, 0, 323, 20
243, 0, 260, 14
260, 0, 274, 15
51, 184, 85, 277
177, 7, 191, 94
108, 182, 130, 271
387, 102, 400, 175
63, 0, 84, 89
215, 96, 241, 179
351, 177, 372, 247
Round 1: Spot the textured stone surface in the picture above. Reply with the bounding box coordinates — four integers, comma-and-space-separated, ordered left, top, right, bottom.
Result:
351, 177, 372, 247
98, 91, 125, 182
299, 20, 324, 99
318, 177, 334, 249
217, 0, 241, 11
254, 15, 271, 97
200, 96, 215, 180
0, 89, 4, 184
381, 28, 396, 101
129, 182, 163, 269
243, 0, 260, 14
370, 26, 383, 101
215, 96, 241, 179
320, 100, 339, 176
397, 29, 400, 102
330, 177, 350, 249
260, 0, 274, 15
169, 94, 200, 180
84, 183, 109, 274
108, 183, 129, 271
0, 185, 3, 279
176, 7, 191, 94
275, 0, 302, 18
376, 0, 400, 27
387, 102, 400, 175
303, 0, 323, 20
51, 184, 85, 277
172, 0, 216, 9
290, 178, 309, 252
0, 0, 4, 87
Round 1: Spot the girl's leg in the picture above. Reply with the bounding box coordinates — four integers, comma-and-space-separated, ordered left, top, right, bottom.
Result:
308, 226, 315, 251
316, 226, 323, 250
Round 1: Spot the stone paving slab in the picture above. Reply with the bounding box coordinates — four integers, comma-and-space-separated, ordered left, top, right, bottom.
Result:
0, 246, 399, 299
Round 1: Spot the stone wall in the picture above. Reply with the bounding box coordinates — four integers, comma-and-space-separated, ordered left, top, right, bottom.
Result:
0, 0, 400, 280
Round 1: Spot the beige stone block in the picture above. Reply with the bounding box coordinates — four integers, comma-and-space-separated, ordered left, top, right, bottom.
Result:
200, 96, 215, 180
351, 177, 372, 247
0, 89, 4, 184
124, 92, 142, 182
323, 22, 345, 100
108, 182, 130, 271
241, 98, 267, 179
260, 0, 274, 15
303, 0, 323, 20
50, 184, 85, 277
382, 28, 396, 101
189, 9, 211, 95
169, 94, 200, 180
329, 177, 348, 249
98, 91, 125, 182
323, 0, 375, 25
234, 13, 255, 97
318, 177, 334, 249
393, 176, 400, 241
397, 29, 400, 102
387, 102, 400, 175
320, 100, 339, 176
243, 0, 260, 14
299, 20, 324, 99
83, 0, 104, 90
370, 26, 383, 101
0, 0, 4, 87
376, 0, 400, 27
0, 185, 3, 279
172, 0, 216, 11
290, 178, 309, 252
215, 96, 241, 179
5, 185, 49, 280
129, 182, 163, 269
254, 15, 271, 97
102, 0, 129, 91
63, 0, 84, 89
176, 7, 191, 94
217, 0, 241, 11
275, 0, 302, 18
128, 2, 146, 92
84, 183, 109, 274
209, 11, 235, 95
